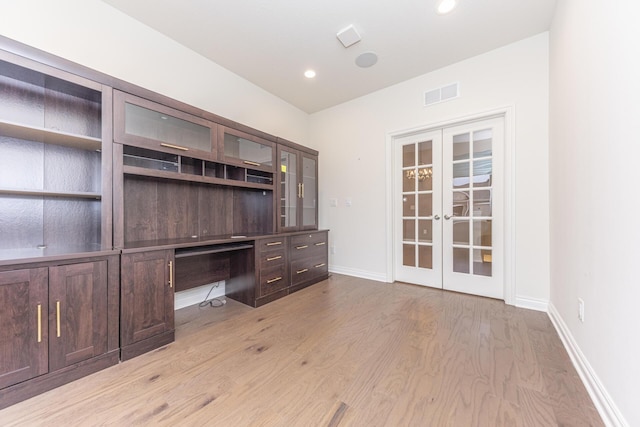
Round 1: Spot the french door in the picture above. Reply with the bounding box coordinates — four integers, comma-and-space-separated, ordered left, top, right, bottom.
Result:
395, 117, 504, 299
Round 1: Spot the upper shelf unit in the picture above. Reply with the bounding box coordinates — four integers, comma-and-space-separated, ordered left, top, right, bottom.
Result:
219, 126, 276, 173
114, 90, 218, 161
0, 53, 110, 253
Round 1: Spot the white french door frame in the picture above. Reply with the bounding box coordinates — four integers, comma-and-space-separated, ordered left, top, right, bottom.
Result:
385, 106, 516, 305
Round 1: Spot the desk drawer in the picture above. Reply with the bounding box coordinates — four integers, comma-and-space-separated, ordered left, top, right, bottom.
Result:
258, 249, 285, 268
290, 233, 328, 262
257, 237, 287, 254
259, 263, 287, 297
290, 257, 328, 287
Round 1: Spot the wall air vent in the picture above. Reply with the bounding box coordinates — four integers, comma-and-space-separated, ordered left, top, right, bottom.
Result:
424, 82, 459, 106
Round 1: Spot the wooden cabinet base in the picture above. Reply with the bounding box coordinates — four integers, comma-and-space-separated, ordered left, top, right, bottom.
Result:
0, 350, 119, 410
120, 330, 175, 362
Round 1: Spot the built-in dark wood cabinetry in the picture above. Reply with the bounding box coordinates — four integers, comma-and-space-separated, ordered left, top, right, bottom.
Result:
0, 36, 328, 408
277, 140, 319, 232
120, 250, 175, 361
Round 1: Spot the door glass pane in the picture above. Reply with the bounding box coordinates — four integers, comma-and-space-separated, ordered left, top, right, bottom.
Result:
452, 190, 470, 217
453, 248, 470, 273
417, 167, 433, 191
453, 162, 470, 189
302, 156, 317, 226
418, 141, 432, 165
473, 159, 492, 187
418, 245, 433, 269
452, 133, 470, 160
418, 220, 432, 243
403, 244, 416, 267
403, 169, 415, 192
474, 249, 492, 277
403, 145, 415, 167
473, 190, 492, 216
280, 150, 297, 228
402, 194, 415, 217
417, 193, 432, 217
452, 220, 469, 245
473, 129, 492, 158
473, 220, 492, 246
403, 219, 415, 241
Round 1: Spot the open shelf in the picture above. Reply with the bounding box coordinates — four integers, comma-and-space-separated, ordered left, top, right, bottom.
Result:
0, 120, 102, 151
0, 188, 101, 200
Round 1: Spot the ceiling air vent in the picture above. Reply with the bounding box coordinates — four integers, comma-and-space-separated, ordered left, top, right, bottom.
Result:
424, 82, 459, 106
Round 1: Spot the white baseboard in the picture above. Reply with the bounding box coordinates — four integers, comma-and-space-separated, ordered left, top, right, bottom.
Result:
515, 296, 549, 312
547, 302, 628, 427
329, 265, 389, 283
174, 281, 225, 310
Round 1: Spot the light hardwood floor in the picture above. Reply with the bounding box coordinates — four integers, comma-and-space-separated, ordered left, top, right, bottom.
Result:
0, 274, 603, 426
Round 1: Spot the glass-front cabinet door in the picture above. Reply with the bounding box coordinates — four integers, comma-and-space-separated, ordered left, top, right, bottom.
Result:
219, 127, 275, 172
114, 90, 217, 161
301, 154, 318, 229
277, 145, 319, 232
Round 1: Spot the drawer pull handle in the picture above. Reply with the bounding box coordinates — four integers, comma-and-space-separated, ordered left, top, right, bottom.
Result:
267, 277, 282, 284
266, 241, 282, 246
56, 301, 61, 338
160, 142, 189, 151
314, 263, 326, 268
244, 160, 261, 167
168, 261, 173, 288
315, 242, 326, 246
296, 245, 308, 250
296, 268, 309, 274
37, 304, 42, 343
266, 255, 282, 261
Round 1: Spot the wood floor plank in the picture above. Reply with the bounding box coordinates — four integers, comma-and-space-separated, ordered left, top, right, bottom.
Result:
0, 274, 603, 426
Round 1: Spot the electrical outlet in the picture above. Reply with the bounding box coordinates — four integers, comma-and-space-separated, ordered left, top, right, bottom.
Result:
578, 298, 585, 322
330, 245, 336, 255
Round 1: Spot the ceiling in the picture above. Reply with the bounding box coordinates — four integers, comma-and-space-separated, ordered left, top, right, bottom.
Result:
102, 0, 557, 114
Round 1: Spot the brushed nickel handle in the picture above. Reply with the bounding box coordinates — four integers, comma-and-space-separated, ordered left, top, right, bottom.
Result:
296, 268, 309, 274
314, 263, 326, 268
266, 255, 282, 261
266, 277, 282, 284
37, 304, 42, 343
298, 183, 302, 198
160, 142, 189, 151
56, 301, 61, 338
315, 242, 326, 246
296, 245, 308, 250
266, 241, 282, 246
168, 261, 173, 288
243, 160, 261, 167
301, 183, 305, 198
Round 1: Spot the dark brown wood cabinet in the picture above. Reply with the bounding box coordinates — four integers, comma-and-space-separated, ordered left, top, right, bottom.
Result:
0, 268, 48, 390
289, 231, 329, 292
277, 142, 319, 232
255, 236, 289, 305
48, 261, 109, 371
120, 250, 175, 361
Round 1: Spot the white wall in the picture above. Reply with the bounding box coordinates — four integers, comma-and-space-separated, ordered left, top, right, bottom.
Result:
310, 33, 550, 304
549, 1, 640, 425
0, 0, 309, 143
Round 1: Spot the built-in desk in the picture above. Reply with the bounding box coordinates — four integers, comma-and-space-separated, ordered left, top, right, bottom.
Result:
119, 230, 329, 360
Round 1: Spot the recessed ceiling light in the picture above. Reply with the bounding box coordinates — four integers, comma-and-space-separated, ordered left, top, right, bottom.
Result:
304, 69, 316, 79
355, 52, 378, 68
437, 0, 458, 15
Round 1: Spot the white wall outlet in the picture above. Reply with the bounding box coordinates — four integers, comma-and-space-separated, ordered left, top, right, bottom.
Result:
345, 198, 352, 207
578, 298, 585, 322
330, 245, 336, 254
329, 198, 338, 207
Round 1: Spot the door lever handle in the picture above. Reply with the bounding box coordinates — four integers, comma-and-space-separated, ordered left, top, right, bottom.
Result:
434, 215, 441, 220
444, 214, 452, 220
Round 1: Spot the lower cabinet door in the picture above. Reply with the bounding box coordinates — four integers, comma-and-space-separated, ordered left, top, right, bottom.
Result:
121, 250, 175, 346
0, 268, 49, 389
48, 261, 108, 371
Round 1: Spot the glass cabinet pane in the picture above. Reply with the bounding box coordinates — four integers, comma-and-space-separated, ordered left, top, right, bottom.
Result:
302, 156, 317, 227
224, 133, 273, 167
279, 150, 297, 228
124, 102, 211, 152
